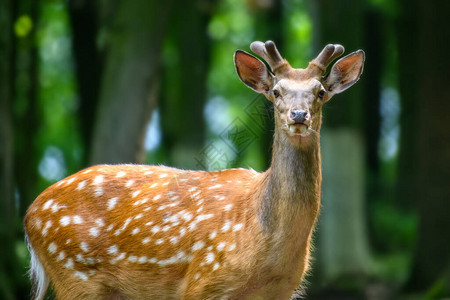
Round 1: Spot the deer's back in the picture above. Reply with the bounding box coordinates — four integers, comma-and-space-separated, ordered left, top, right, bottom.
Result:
24, 164, 269, 299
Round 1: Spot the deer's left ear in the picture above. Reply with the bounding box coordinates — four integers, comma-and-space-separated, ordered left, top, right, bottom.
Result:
324, 50, 365, 95
234, 50, 274, 94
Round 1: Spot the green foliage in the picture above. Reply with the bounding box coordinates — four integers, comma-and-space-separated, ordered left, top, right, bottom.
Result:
14, 15, 33, 37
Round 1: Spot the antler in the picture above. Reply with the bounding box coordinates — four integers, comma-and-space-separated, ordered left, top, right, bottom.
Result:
250, 40, 290, 74
309, 44, 345, 76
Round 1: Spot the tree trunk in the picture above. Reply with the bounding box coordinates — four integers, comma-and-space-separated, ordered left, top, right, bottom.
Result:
159, 0, 215, 169
0, 0, 17, 298
309, 0, 371, 284
90, 0, 173, 165
403, 0, 450, 294
68, 0, 102, 166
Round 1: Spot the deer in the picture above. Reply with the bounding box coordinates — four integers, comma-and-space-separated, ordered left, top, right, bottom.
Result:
24, 40, 364, 300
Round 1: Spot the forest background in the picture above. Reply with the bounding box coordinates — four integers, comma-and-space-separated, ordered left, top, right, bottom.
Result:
1, 0, 449, 299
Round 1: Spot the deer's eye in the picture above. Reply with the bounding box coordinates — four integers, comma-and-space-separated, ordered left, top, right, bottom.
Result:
318, 89, 326, 98
273, 89, 280, 98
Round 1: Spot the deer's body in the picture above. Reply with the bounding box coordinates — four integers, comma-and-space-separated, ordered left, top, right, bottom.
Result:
25, 41, 364, 299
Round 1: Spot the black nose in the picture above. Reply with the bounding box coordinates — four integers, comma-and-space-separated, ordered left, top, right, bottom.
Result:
290, 110, 308, 124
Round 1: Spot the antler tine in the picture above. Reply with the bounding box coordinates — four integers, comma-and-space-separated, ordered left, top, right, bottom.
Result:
250, 40, 286, 73
312, 44, 345, 74
328, 44, 345, 64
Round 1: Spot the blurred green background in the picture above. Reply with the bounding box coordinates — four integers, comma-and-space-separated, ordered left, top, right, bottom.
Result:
1, 0, 449, 299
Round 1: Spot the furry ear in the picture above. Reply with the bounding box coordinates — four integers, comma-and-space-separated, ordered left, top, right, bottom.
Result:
324, 50, 365, 95
234, 50, 274, 94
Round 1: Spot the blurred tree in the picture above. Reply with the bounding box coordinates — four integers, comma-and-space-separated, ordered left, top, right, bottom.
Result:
398, 0, 450, 296
89, 0, 173, 164
309, 0, 371, 288
13, 0, 41, 215
159, 0, 216, 169
68, 0, 102, 166
0, 0, 17, 298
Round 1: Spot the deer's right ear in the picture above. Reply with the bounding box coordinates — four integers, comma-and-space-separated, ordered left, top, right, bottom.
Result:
234, 50, 274, 94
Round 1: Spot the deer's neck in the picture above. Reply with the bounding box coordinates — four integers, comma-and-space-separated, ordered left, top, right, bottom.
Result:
258, 130, 322, 234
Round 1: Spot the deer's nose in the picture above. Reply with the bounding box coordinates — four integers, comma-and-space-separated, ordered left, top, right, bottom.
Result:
290, 110, 309, 124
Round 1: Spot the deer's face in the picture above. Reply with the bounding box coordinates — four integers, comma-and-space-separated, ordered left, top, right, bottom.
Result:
235, 41, 364, 149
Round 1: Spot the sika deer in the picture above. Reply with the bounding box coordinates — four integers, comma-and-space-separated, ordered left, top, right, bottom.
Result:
24, 41, 364, 299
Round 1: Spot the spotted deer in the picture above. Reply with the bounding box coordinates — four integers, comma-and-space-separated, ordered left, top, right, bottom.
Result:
24, 41, 364, 299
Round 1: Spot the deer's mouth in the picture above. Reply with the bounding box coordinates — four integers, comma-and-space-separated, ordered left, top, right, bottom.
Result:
288, 124, 310, 136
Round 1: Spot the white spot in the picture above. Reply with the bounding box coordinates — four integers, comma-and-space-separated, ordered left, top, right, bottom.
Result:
155, 239, 163, 245
150, 183, 158, 188
205, 252, 215, 264
195, 273, 201, 280
125, 179, 135, 187
73, 215, 83, 224
213, 262, 220, 271
57, 251, 65, 261
159, 174, 168, 178
60, 216, 71, 226
214, 195, 226, 201
153, 194, 161, 201
162, 182, 169, 186
108, 245, 118, 255
114, 218, 132, 236
224, 204, 233, 211
95, 218, 105, 227
74, 271, 88, 280
221, 221, 231, 232
149, 258, 157, 263
233, 223, 243, 231
145, 221, 154, 226
42, 220, 52, 236
228, 243, 236, 251
76, 254, 86, 264
144, 171, 153, 175
82, 169, 92, 174
208, 184, 222, 189
217, 242, 226, 251
89, 227, 99, 237
33, 218, 42, 230
51, 203, 65, 212
77, 180, 87, 190
94, 187, 104, 197
206, 246, 213, 251
42, 199, 54, 210
151, 226, 161, 234
116, 171, 126, 178
188, 187, 197, 192
80, 242, 89, 252
66, 239, 71, 244
179, 227, 186, 237
132, 190, 141, 198
107, 197, 119, 210
138, 256, 148, 263
128, 256, 138, 263
48, 242, 57, 254
67, 177, 76, 185
134, 214, 143, 220
64, 258, 74, 269
192, 241, 205, 251
209, 231, 217, 239
170, 236, 179, 244
106, 224, 113, 232
196, 214, 214, 222
131, 228, 140, 235
179, 178, 187, 182
162, 225, 171, 232
93, 175, 104, 185
142, 237, 151, 244
170, 195, 180, 201
182, 212, 193, 222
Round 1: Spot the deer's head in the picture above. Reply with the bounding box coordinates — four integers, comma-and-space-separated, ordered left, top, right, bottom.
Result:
234, 41, 364, 149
